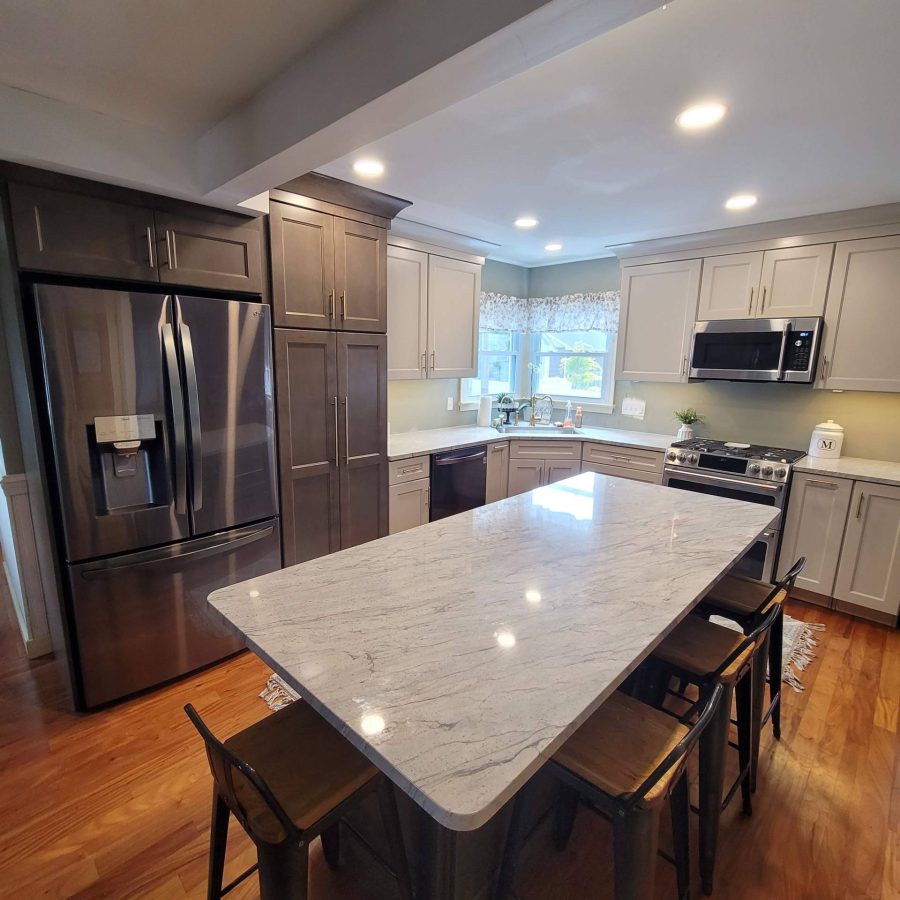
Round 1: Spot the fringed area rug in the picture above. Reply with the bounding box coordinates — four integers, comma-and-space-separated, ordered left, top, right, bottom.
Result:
260, 614, 825, 710
712, 612, 825, 692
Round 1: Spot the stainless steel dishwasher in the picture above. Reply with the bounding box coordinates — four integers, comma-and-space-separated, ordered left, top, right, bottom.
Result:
430, 445, 487, 521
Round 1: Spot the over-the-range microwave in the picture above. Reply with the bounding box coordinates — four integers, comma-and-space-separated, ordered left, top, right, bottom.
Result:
689, 317, 823, 383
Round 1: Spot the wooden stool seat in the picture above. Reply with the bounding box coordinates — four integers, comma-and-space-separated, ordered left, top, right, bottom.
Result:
705, 574, 786, 617
225, 700, 377, 842
654, 616, 753, 682
553, 692, 689, 807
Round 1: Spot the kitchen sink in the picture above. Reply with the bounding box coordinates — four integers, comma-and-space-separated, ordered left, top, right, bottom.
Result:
494, 423, 581, 434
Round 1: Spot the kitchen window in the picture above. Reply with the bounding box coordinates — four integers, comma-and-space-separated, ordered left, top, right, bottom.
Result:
528, 329, 615, 405
462, 330, 523, 402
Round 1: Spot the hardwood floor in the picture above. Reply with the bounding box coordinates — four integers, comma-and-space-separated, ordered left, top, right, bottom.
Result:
0, 573, 897, 899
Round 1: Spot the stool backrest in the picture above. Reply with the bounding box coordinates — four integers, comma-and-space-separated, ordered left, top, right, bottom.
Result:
185, 704, 298, 846
628, 682, 724, 808
713, 600, 782, 681
778, 557, 806, 594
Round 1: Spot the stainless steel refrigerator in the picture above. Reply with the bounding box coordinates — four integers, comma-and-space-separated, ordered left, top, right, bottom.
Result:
33, 284, 280, 708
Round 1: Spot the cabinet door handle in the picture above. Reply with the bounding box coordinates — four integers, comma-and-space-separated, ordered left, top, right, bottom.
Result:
333, 396, 340, 465
760, 285, 767, 312
681, 356, 687, 376
420, 352, 427, 371
344, 398, 350, 463
340, 291, 346, 320
820, 354, 829, 383
856, 492, 865, 519
748, 286, 754, 315
611, 454, 633, 463
146, 226, 155, 268
329, 290, 336, 319
806, 479, 838, 489
163, 230, 176, 269
430, 351, 436, 371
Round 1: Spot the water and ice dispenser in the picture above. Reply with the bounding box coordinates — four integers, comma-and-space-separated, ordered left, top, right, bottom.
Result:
91, 414, 166, 513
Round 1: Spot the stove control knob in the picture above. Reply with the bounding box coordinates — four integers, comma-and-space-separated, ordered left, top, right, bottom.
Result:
748, 463, 760, 475
688, 453, 698, 463
676, 453, 686, 462
667, 451, 677, 461
774, 467, 787, 479
762, 465, 774, 478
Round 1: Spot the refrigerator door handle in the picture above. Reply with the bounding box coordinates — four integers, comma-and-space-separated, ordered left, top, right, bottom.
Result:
162, 322, 188, 515
78, 522, 276, 577
179, 320, 203, 511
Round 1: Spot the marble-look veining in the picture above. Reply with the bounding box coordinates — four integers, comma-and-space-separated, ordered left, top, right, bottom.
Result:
209, 473, 777, 831
388, 424, 673, 460
795, 455, 900, 488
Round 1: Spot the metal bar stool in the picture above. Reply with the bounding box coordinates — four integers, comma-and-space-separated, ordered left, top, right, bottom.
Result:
495, 684, 724, 900
185, 700, 413, 900
697, 557, 806, 789
647, 602, 781, 896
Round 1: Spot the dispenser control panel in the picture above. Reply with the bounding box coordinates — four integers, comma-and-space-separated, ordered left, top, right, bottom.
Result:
94, 415, 156, 444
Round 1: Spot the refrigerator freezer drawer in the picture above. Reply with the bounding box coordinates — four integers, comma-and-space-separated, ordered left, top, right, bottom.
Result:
69, 519, 281, 708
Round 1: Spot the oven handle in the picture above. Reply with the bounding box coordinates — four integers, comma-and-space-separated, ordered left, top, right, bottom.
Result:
775, 320, 791, 381
664, 468, 785, 496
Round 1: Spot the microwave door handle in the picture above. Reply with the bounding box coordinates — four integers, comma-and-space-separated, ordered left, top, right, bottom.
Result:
162, 322, 187, 516
775, 321, 791, 381
179, 321, 203, 511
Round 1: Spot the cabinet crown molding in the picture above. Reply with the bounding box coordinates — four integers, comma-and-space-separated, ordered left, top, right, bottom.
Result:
275, 172, 411, 222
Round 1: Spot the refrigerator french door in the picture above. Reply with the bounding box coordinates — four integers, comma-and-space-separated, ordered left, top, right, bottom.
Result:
34, 284, 279, 708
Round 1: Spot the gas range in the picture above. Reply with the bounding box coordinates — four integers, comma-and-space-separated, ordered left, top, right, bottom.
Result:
664, 439, 806, 484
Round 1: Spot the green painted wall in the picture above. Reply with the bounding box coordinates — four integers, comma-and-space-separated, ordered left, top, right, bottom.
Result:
527, 256, 620, 295
482, 259, 529, 296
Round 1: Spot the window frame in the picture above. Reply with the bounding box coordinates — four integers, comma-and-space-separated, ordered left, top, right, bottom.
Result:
460, 329, 524, 406
527, 330, 616, 410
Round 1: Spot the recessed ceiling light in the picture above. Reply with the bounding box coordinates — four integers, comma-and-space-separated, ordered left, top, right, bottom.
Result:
352, 158, 384, 178
725, 193, 758, 211
676, 102, 727, 130
514, 216, 538, 229
544, 243, 563, 252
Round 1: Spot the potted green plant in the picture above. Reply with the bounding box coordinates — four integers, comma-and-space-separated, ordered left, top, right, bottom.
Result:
674, 408, 703, 441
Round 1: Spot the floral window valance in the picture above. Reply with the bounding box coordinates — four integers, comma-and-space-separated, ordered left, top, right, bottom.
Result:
479, 291, 619, 334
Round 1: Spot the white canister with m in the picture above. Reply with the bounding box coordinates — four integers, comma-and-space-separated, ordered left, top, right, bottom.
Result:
807, 420, 844, 459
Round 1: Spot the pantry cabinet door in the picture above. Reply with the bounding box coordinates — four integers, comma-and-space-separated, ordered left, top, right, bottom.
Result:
821, 236, 900, 392
758, 244, 833, 319
617, 260, 701, 382
335, 219, 387, 333
697, 252, 763, 321
834, 481, 900, 624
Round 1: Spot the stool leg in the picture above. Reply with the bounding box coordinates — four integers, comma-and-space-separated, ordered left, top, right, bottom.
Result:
670, 773, 691, 900
735, 671, 753, 816
554, 783, 580, 850
494, 790, 528, 900
612, 804, 660, 900
257, 840, 308, 900
750, 637, 769, 793
320, 822, 341, 870
208, 789, 229, 900
698, 680, 732, 896
376, 778, 413, 900
769, 607, 784, 740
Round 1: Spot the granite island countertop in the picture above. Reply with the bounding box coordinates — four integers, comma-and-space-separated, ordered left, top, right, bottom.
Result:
210, 472, 777, 832
795, 455, 900, 488
388, 424, 674, 461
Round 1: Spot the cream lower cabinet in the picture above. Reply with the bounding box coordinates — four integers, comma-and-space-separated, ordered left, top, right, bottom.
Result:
581, 442, 664, 482
507, 458, 544, 496
507, 440, 581, 497
778, 472, 853, 596
388, 455, 430, 534
485, 441, 510, 504
617, 259, 700, 382
833, 481, 900, 624
582, 461, 662, 484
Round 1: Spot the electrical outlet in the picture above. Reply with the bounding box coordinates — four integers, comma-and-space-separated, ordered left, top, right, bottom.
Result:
622, 397, 646, 419
446, 396, 454, 411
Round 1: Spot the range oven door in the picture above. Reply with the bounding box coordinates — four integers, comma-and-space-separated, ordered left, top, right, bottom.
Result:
729, 527, 779, 582
689, 317, 822, 383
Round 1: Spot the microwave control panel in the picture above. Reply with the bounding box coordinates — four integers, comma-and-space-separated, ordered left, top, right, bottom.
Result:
785, 330, 814, 371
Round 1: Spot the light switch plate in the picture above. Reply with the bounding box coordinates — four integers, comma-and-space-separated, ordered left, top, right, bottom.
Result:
621, 397, 646, 419
446, 396, 454, 411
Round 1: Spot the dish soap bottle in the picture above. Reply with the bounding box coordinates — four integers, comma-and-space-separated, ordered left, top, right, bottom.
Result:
574, 405, 583, 428
563, 400, 573, 428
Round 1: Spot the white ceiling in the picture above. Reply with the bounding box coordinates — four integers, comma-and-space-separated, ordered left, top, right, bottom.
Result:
321, 0, 900, 266
0, 0, 371, 134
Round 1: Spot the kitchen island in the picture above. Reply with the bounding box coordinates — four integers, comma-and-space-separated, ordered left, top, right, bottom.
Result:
210, 473, 778, 898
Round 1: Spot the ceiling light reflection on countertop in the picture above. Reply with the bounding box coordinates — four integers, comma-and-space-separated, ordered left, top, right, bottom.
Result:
514, 216, 538, 229
353, 158, 385, 178
676, 102, 727, 130
725, 193, 758, 210
525, 590, 542, 604
361, 713, 386, 735
495, 630, 517, 648
544, 243, 563, 252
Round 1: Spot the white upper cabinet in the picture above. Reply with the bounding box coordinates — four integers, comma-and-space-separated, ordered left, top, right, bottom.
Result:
387, 246, 428, 379
697, 252, 764, 320
617, 259, 701, 382
821, 235, 900, 392
697, 244, 832, 321
387, 245, 481, 381
759, 244, 833, 318
427, 255, 481, 379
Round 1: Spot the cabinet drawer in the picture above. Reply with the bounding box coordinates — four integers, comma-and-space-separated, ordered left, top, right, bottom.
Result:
582, 442, 664, 474
582, 461, 663, 484
389, 455, 430, 485
509, 439, 581, 460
